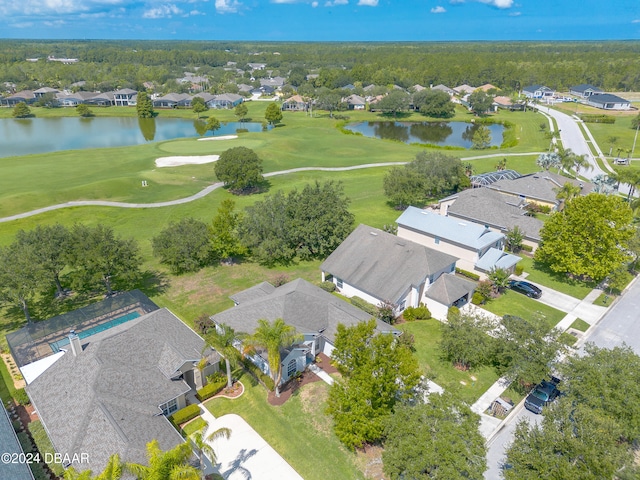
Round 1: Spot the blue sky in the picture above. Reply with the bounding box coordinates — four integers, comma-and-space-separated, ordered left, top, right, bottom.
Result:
1, 0, 639, 41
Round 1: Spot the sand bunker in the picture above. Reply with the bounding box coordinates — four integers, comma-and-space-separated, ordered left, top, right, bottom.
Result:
197, 135, 238, 142
155, 155, 220, 167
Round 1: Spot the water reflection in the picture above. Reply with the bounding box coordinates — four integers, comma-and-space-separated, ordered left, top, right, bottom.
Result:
0, 117, 268, 158
138, 117, 157, 141
193, 119, 208, 137
345, 121, 504, 148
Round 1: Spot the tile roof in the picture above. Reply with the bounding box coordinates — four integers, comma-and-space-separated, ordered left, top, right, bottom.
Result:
396, 207, 504, 251
27, 308, 215, 474
212, 278, 397, 343
321, 224, 458, 303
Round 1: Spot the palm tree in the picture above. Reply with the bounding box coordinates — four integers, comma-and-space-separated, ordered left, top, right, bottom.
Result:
63, 454, 122, 480
536, 152, 561, 171
555, 182, 582, 205
191, 425, 232, 477
206, 323, 241, 389
246, 318, 302, 397
125, 439, 199, 480
559, 148, 592, 178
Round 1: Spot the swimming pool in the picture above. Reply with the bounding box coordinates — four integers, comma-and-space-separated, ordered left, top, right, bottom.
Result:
49, 311, 141, 353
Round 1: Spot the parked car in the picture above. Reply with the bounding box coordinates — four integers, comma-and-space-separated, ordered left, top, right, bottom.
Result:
507, 280, 542, 299
524, 379, 561, 414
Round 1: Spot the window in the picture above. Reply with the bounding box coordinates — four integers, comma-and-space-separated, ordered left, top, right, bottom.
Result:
336, 278, 343, 289
160, 397, 178, 416
287, 359, 297, 379
399, 300, 406, 312
435, 236, 440, 244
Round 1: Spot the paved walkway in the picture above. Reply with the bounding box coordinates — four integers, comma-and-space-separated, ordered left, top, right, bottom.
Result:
307, 363, 334, 385
198, 404, 303, 480
0, 153, 560, 223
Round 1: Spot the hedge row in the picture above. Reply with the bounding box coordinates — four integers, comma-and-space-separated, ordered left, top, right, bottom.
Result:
350, 296, 379, 316
197, 377, 227, 402
402, 305, 432, 321
13, 388, 30, 406
456, 268, 480, 281
242, 358, 275, 391
579, 114, 616, 124
319, 280, 336, 292
169, 404, 201, 426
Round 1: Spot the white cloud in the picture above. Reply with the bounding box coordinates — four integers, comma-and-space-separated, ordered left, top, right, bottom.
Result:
312, 1, 318, 6
357, 0, 377, 6
478, 0, 513, 8
430, 5, 446, 13
508, 11, 521, 16
632, 19, 640, 23
185, 9, 205, 15
43, 19, 66, 26
143, 4, 182, 18
10, 21, 34, 27
449, 0, 465, 4
0, 0, 128, 16
325, 0, 347, 5
215, 0, 241, 12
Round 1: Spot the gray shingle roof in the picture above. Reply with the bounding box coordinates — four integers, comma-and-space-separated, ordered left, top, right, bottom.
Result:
230, 281, 276, 305
212, 278, 397, 343
487, 171, 593, 204
424, 274, 476, 305
569, 84, 602, 94
442, 188, 544, 241
396, 207, 504, 251
0, 403, 34, 480
321, 224, 458, 303
475, 247, 521, 272
587, 93, 631, 105
27, 308, 214, 474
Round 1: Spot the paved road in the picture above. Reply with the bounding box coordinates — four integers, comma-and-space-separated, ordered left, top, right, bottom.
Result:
0, 153, 545, 224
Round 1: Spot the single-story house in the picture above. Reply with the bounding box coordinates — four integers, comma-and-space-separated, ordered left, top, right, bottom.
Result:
55, 91, 98, 106
476, 83, 498, 92
454, 84, 476, 96
396, 207, 521, 279
522, 85, 555, 99
207, 93, 243, 109
344, 94, 366, 110
211, 278, 398, 380
569, 84, 603, 98
493, 96, 525, 111
586, 93, 632, 110
83, 92, 114, 106
153, 93, 192, 108
0, 90, 36, 106
438, 187, 544, 250
412, 84, 426, 92
431, 84, 456, 96
281, 94, 308, 111
34, 87, 59, 98
260, 77, 286, 88
248, 63, 266, 71
321, 224, 475, 320
113, 88, 137, 106
342, 84, 356, 91
251, 85, 275, 96
26, 308, 220, 474
485, 170, 594, 211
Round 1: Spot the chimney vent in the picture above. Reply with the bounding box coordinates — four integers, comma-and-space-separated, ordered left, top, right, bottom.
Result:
69, 330, 82, 357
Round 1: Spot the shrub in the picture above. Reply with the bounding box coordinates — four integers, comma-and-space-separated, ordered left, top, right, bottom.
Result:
350, 296, 379, 316
471, 292, 485, 305
521, 244, 533, 253
242, 358, 275, 391
319, 280, 336, 292
13, 388, 30, 406
403, 305, 431, 321
579, 114, 616, 124
169, 404, 201, 426
197, 377, 227, 401
273, 273, 289, 287
447, 306, 460, 321
194, 313, 213, 334
455, 268, 480, 281
514, 264, 524, 276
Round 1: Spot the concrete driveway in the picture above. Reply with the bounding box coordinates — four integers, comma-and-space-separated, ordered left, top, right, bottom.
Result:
205, 413, 303, 480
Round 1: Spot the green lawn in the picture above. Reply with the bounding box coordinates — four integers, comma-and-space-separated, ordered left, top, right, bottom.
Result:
29, 420, 65, 476
570, 318, 590, 332
205, 373, 364, 480
182, 417, 207, 436
0, 357, 16, 404
517, 256, 594, 300
400, 320, 499, 405
481, 291, 567, 330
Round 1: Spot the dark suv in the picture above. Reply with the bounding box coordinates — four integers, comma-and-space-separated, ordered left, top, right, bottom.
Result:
507, 280, 542, 299
524, 379, 560, 414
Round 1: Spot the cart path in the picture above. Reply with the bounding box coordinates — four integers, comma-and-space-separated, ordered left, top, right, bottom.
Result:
0, 153, 544, 223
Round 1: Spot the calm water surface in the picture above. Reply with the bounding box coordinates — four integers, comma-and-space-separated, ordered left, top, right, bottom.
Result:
345, 121, 504, 148
0, 117, 266, 158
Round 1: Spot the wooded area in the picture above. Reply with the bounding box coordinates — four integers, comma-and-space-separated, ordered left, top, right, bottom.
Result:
1, 40, 639, 93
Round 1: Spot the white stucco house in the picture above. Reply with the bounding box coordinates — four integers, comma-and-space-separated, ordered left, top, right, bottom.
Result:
586, 93, 632, 110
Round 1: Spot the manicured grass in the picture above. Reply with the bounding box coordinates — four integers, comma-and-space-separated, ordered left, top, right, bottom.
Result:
400, 320, 499, 405
182, 417, 207, 436
481, 291, 566, 330
205, 372, 364, 480
517, 256, 594, 300
29, 420, 64, 476
593, 292, 615, 307
0, 357, 16, 404
570, 318, 590, 332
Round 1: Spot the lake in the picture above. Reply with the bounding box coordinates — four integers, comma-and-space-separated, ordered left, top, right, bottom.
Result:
344, 121, 504, 148
0, 117, 267, 158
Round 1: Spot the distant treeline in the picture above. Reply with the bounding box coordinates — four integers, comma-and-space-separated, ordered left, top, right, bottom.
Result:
1, 40, 639, 93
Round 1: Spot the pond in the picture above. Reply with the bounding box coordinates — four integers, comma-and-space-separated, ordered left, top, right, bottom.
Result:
0, 117, 267, 158
344, 121, 504, 148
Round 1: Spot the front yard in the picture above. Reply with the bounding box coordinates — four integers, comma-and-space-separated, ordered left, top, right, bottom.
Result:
480, 290, 567, 330
517, 256, 594, 300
